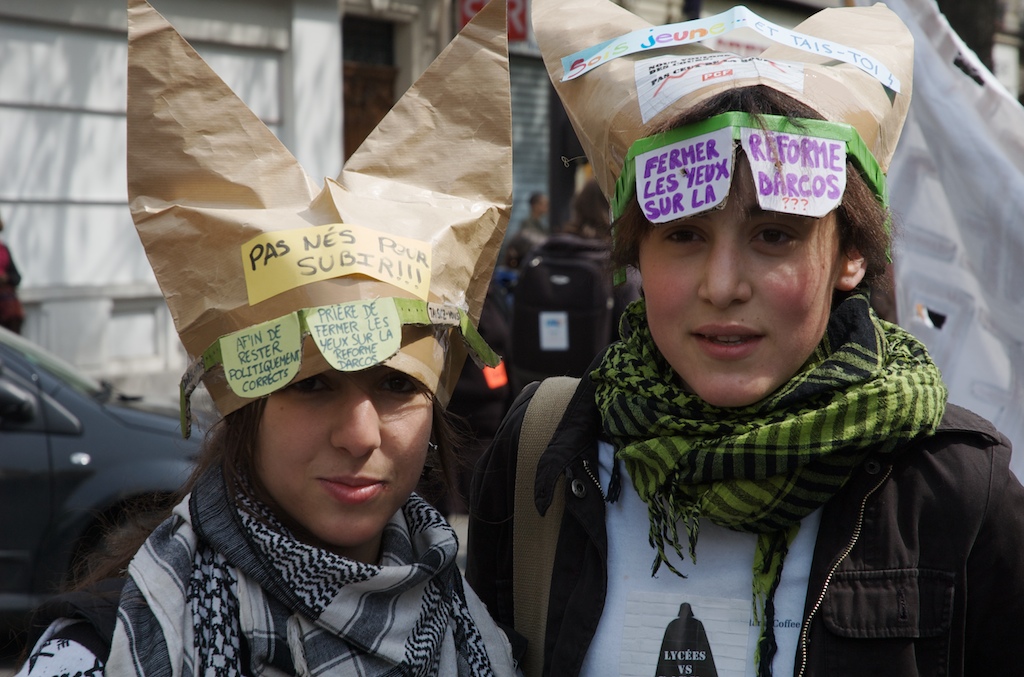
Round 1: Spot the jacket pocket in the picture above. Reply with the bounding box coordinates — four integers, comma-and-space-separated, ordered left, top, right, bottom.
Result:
822, 568, 954, 638
818, 568, 955, 676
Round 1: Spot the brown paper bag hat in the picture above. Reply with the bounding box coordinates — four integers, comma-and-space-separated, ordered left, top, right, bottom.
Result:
127, 0, 511, 432
532, 0, 913, 222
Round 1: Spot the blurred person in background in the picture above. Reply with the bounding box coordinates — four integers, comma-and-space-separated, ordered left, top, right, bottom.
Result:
0, 214, 24, 334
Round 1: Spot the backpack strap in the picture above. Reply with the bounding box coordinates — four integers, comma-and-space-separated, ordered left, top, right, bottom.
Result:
513, 376, 580, 677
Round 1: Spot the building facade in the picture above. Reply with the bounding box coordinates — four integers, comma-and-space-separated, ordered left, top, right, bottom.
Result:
0, 0, 343, 402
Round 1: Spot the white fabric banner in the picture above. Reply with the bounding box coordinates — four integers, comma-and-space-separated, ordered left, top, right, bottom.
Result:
866, 0, 1024, 477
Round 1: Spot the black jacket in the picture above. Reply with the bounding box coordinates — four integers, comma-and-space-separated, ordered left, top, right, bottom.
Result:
466, 374, 1024, 677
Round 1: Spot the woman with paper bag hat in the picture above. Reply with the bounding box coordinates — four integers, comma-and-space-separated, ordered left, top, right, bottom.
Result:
15, 1, 520, 675
465, 1, 1024, 676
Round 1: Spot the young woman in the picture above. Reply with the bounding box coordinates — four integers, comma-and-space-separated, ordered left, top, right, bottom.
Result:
466, 2, 1024, 676
17, 0, 518, 675
23, 369, 513, 676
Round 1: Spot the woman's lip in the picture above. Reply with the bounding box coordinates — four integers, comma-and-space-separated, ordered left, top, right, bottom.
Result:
695, 334, 759, 343
319, 477, 385, 505
325, 475, 377, 486
693, 324, 759, 338
693, 331, 763, 360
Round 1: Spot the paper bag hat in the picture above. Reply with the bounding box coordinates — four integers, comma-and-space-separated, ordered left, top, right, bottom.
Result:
532, 0, 913, 209
127, 0, 511, 428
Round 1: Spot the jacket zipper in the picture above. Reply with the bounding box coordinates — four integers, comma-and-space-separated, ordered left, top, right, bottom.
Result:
796, 466, 892, 677
582, 459, 607, 501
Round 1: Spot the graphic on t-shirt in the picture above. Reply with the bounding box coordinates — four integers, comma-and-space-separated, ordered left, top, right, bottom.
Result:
619, 592, 748, 677
654, 603, 718, 677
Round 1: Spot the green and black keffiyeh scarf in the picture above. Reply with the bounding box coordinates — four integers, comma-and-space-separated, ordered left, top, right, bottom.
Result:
591, 290, 947, 677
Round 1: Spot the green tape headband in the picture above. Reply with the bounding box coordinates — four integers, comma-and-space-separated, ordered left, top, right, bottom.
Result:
177, 297, 497, 436
612, 111, 889, 222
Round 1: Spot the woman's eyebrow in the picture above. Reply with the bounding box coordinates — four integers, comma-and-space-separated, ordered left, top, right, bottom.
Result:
741, 202, 819, 224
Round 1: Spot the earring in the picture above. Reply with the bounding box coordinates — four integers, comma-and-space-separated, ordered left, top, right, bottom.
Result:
421, 441, 439, 479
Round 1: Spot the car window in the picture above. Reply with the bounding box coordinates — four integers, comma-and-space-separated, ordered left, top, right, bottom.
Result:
0, 328, 104, 398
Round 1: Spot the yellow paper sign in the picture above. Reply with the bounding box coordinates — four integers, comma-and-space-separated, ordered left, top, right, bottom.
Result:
305, 299, 402, 371
241, 223, 432, 305
220, 313, 302, 397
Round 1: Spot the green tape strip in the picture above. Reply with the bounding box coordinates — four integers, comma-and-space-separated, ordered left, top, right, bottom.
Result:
185, 297, 498, 418
461, 310, 499, 367
612, 111, 888, 222
393, 297, 499, 367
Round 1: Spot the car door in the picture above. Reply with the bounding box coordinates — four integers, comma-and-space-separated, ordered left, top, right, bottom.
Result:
0, 345, 66, 619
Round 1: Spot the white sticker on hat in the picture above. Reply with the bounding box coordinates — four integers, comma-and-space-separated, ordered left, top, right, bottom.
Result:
635, 54, 805, 124
562, 5, 900, 93
221, 313, 303, 398
741, 128, 846, 217
305, 298, 402, 372
634, 127, 734, 224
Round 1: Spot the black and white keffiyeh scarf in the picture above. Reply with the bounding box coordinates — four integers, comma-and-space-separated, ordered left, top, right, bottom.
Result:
107, 466, 514, 676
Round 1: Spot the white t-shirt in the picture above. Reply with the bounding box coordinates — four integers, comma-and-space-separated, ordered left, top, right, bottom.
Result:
581, 442, 820, 677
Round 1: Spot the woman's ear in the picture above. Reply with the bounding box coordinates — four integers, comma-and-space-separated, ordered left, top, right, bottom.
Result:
835, 249, 868, 291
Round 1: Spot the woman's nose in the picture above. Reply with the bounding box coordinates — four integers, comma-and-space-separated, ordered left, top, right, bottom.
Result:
698, 240, 752, 308
329, 388, 382, 458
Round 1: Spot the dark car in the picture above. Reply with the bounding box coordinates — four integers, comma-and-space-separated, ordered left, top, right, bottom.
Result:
0, 326, 201, 632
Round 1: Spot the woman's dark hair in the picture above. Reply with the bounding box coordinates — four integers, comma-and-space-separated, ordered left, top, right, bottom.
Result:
70, 375, 461, 589
611, 86, 892, 290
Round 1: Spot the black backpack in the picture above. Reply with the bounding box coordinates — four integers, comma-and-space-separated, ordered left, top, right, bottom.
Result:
23, 578, 125, 664
509, 233, 615, 390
